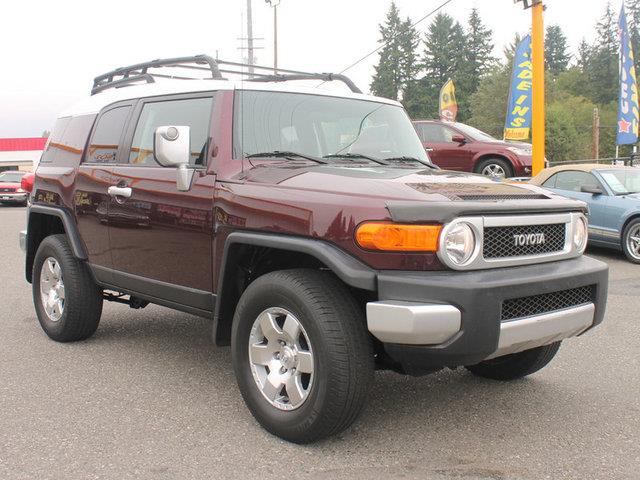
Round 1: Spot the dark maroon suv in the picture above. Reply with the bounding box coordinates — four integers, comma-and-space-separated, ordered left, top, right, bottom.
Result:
413, 120, 535, 178
20, 56, 608, 444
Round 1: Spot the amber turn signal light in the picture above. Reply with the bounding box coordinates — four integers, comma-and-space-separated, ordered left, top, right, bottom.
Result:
355, 222, 442, 252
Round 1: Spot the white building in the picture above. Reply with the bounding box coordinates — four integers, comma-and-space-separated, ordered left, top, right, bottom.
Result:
0, 138, 46, 173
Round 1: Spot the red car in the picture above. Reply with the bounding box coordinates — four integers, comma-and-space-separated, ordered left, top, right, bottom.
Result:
0, 171, 29, 205
413, 120, 534, 178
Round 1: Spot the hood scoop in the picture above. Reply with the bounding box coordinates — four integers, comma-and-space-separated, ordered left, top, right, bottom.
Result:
407, 182, 550, 201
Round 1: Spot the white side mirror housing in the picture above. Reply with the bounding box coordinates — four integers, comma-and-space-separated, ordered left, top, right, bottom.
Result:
154, 126, 194, 192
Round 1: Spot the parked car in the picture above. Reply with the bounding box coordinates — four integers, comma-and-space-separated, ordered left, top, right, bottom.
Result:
0, 171, 28, 206
20, 55, 608, 444
531, 164, 640, 263
412, 120, 535, 178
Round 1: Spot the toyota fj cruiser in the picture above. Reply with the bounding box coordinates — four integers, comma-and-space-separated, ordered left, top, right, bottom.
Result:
21, 55, 608, 443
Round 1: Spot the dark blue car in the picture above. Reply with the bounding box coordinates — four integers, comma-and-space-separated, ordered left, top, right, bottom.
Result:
531, 164, 640, 263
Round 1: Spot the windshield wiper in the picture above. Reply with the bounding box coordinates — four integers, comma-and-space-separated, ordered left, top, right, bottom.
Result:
383, 156, 438, 168
323, 153, 390, 165
246, 151, 328, 164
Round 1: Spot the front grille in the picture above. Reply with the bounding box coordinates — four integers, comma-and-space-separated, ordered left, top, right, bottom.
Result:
0, 187, 16, 193
483, 223, 565, 258
457, 194, 549, 201
501, 285, 594, 321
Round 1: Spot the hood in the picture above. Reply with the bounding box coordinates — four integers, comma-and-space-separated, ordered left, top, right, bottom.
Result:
0, 182, 22, 189
240, 162, 555, 202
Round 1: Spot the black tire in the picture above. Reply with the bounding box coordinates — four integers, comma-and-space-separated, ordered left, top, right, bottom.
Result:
621, 218, 640, 264
231, 269, 374, 443
465, 342, 561, 381
32, 234, 103, 342
475, 157, 514, 179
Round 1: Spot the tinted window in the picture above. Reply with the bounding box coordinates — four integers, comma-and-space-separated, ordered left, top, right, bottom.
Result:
0, 172, 25, 182
553, 171, 600, 192
87, 106, 131, 164
542, 174, 557, 188
40, 117, 71, 164
234, 91, 429, 162
53, 114, 96, 165
418, 123, 455, 143
129, 97, 213, 166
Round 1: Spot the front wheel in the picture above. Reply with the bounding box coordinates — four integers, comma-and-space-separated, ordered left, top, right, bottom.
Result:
622, 218, 640, 264
465, 342, 561, 381
231, 269, 374, 443
475, 158, 514, 179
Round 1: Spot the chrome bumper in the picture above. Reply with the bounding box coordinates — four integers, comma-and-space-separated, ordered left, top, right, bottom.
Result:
0, 193, 27, 202
19, 230, 26, 253
366, 301, 596, 359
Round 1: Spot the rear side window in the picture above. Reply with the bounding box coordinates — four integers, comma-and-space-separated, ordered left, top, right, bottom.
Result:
86, 106, 131, 164
52, 115, 96, 165
128, 97, 213, 166
40, 117, 71, 164
553, 171, 600, 192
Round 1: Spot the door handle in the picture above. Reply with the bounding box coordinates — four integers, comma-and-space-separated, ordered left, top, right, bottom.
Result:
108, 186, 132, 198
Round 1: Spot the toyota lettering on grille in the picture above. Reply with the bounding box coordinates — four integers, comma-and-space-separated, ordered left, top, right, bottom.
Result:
512, 232, 546, 247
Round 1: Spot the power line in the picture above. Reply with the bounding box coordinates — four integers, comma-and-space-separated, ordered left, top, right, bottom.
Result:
336, 0, 456, 76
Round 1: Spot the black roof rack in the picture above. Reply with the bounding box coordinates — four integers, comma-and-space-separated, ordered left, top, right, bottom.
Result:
91, 54, 362, 95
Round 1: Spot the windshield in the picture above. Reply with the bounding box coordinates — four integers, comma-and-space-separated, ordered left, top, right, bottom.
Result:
453, 123, 498, 142
234, 90, 431, 163
0, 172, 25, 183
598, 169, 640, 195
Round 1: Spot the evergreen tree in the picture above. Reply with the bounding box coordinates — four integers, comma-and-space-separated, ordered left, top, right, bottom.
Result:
370, 2, 404, 100
504, 33, 524, 65
626, 0, 640, 74
369, 3, 418, 101
576, 39, 592, 71
457, 8, 496, 119
587, 2, 618, 104
423, 12, 465, 86
545, 25, 571, 76
405, 13, 466, 119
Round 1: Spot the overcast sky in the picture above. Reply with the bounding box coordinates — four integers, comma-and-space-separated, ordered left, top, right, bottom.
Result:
0, 0, 614, 137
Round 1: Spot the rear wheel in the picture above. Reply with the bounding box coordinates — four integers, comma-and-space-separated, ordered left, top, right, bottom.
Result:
465, 342, 561, 381
231, 269, 374, 443
33, 234, 103, 342
622, 218, 640, 264
475, 157, 514, 179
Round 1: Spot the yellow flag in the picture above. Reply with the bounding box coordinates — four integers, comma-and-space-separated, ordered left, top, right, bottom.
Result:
439, 79, 458, 122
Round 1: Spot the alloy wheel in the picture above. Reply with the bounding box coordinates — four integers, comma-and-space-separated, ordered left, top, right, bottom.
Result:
40, 257, 65, 322
481, 163, 507, 179
248, 307, 314, 411
627, 224, 640, 260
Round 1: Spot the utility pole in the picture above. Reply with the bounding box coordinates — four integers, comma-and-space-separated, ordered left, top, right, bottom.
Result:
247, 0, 255, 74
266, 0, 281, 74
515, 0, 545, 175
592, 107, 600, 160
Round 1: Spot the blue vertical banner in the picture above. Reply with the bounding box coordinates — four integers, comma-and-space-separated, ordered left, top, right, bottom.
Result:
504, 35, 533, 141
617, 6, 639, 145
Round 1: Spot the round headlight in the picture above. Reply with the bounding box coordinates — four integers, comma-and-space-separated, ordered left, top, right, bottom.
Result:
574, 215, 588, 252
443, 222, 476, 265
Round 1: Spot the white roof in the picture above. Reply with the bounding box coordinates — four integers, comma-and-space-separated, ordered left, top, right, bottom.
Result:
59, 79, 402, 118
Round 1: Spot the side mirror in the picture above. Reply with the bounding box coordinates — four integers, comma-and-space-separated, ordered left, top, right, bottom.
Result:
154, 126, 193, 192
580, 185, 604, 195
451, 134, 466, 144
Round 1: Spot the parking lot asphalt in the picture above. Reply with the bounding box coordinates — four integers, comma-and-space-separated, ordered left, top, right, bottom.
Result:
0, 205, 638, 480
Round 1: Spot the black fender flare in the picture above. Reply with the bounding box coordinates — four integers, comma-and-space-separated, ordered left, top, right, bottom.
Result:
25, 205, 87, 282
212, 231, 377, 345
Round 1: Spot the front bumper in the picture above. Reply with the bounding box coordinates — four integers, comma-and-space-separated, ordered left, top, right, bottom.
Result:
367, 255, 608, 373
0, 192, 27, 203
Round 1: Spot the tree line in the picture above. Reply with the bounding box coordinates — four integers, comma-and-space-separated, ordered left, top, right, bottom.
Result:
370, 1, 640, 161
